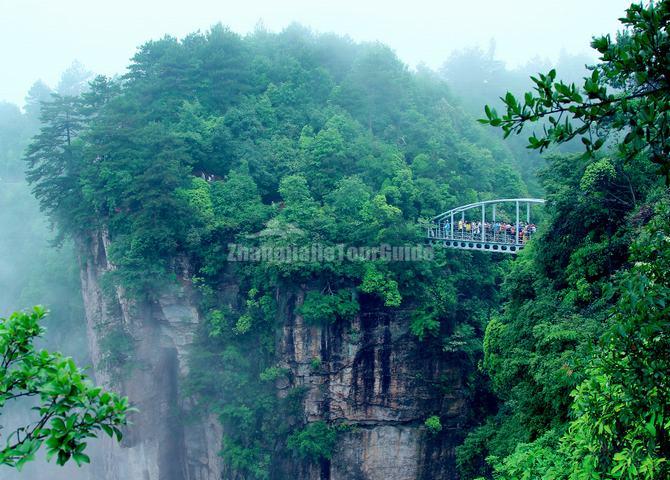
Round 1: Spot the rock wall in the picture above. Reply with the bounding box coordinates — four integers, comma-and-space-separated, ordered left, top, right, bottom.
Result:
78, 233, 469, 480
274, 288, 469, 480
78, 230, 223, 480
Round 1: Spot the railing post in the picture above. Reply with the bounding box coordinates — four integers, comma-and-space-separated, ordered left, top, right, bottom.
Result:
515, 200, 520, 246
450, 212, 454, 240
527, 202, 530, 223
481, 204, 485, 241
492, 204, 496, 242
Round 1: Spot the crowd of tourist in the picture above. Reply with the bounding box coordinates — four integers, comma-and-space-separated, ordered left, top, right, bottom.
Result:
429, 220, 537, 244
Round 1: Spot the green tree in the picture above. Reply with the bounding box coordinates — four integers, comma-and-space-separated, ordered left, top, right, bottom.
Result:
481, 0, 670, 180
25, 93, 89, 240
559, 203, 670, 478
0, 307, 129, 469
425, 415, 443, 435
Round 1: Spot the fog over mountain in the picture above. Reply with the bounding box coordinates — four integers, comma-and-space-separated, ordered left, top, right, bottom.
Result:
2, 0, 631, 107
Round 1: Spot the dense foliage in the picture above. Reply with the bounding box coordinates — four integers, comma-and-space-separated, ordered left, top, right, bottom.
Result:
25, 25, 529, 477
459, 2, 670, 478
441, 44, 591, 194
0, 307, 129, 469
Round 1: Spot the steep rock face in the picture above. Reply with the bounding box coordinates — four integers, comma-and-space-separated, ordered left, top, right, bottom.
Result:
275, 289, 469, 480
78, 234, 468, 480
78, 230, 223, 480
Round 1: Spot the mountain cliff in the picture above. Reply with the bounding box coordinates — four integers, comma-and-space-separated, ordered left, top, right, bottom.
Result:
79, 228, 472, 479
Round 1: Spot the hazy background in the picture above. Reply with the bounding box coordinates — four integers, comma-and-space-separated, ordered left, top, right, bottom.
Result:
2, 0, 632, 107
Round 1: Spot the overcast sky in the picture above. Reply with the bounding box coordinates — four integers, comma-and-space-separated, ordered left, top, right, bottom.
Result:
1, 0, 632, 107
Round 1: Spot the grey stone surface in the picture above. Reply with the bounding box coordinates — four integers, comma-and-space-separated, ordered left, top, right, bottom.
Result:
78, 230, 222, 480
78, 234, 468, 480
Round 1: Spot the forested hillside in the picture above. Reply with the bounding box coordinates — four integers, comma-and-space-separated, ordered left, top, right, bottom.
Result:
24, 25, 530, 478
440, 46, 592, 194
458, 1, 670, 478
458, 152, 668, 478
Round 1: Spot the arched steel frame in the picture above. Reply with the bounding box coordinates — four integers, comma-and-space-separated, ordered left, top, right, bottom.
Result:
427, 198, 545, 254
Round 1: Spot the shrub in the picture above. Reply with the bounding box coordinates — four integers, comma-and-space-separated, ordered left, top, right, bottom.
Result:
286, 421, 337, 461
425, 415, 442, 434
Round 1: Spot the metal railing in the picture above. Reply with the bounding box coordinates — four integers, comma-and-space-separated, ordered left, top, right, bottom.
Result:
426, 226, 536, 245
